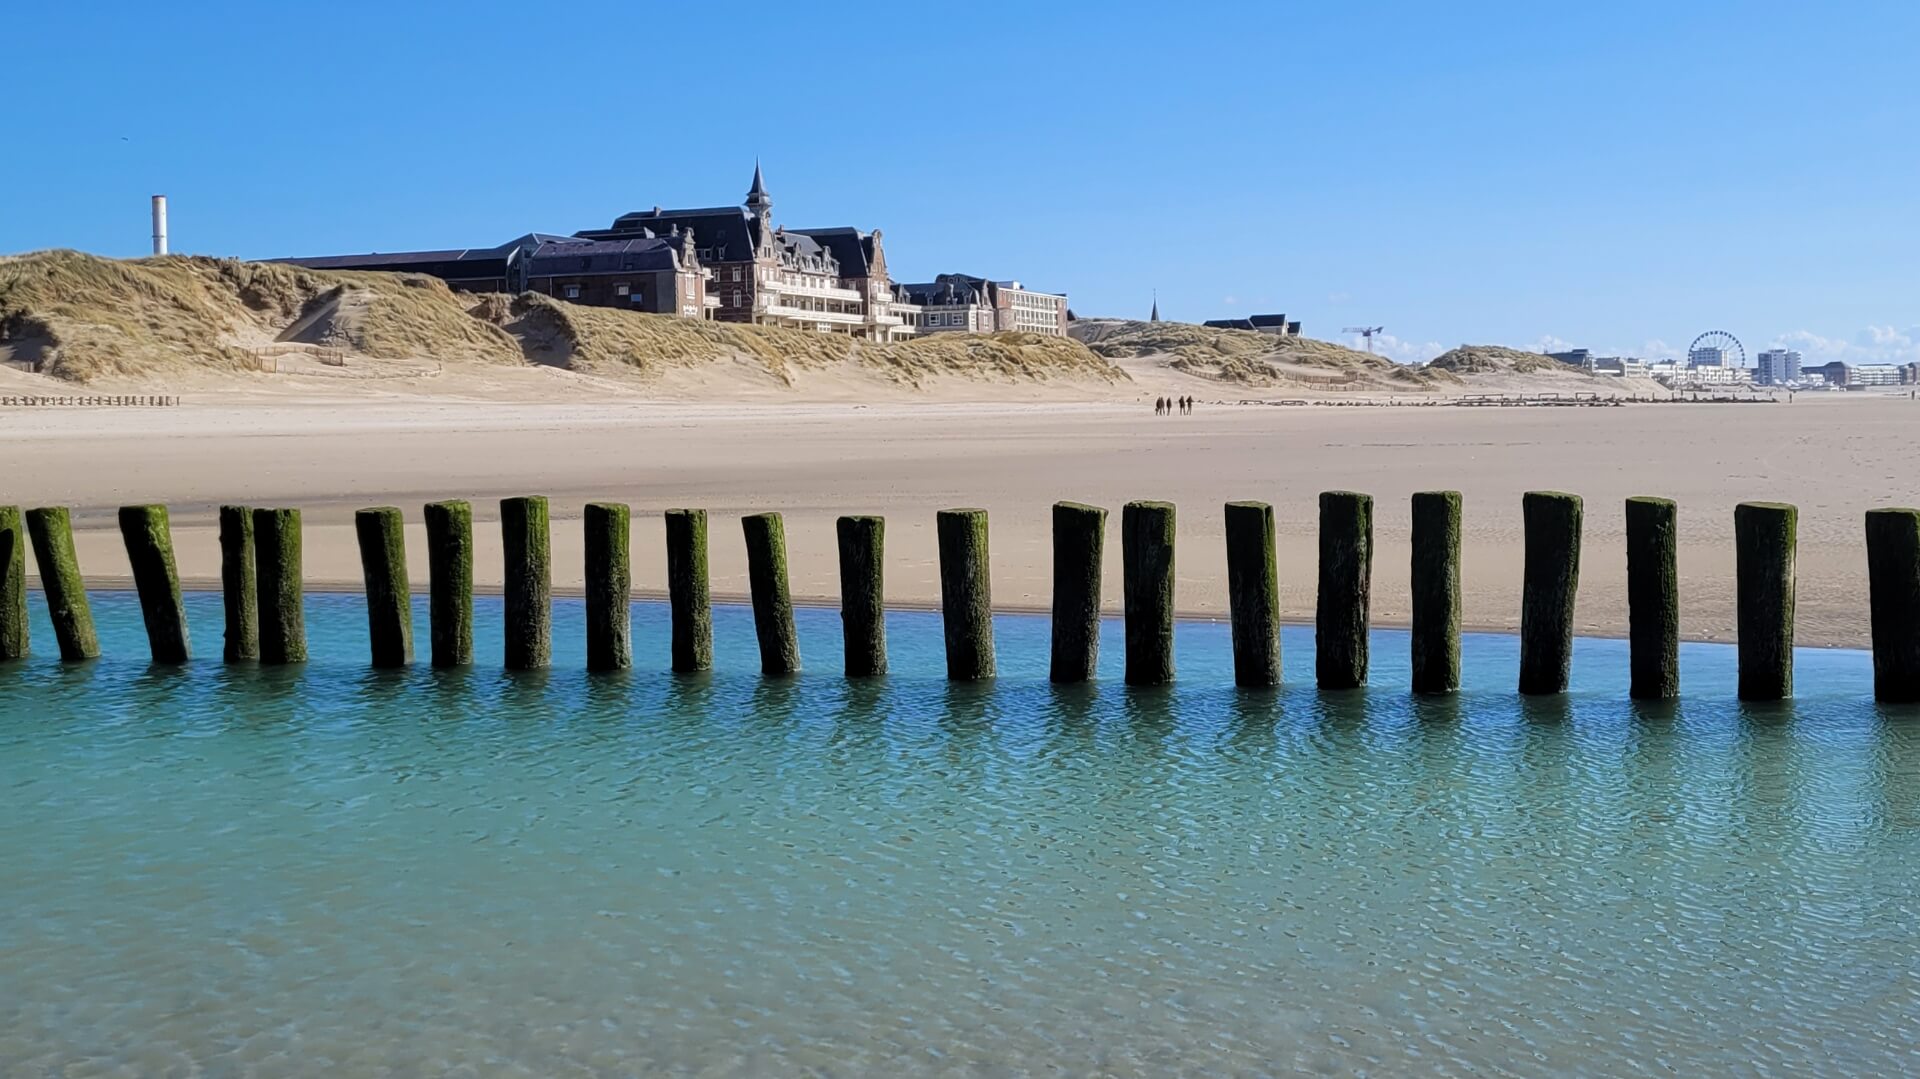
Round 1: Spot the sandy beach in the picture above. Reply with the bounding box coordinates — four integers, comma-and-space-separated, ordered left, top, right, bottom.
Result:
5, 381, 1912, 650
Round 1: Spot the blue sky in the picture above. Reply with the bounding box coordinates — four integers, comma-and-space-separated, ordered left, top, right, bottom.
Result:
5, 1, 1916, 365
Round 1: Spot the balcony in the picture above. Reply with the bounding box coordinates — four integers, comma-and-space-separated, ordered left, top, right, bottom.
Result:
764, 304, 866, 326
768, 278, 863, 303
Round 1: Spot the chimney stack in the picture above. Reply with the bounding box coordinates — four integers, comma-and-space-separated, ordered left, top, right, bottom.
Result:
151, 195, 168, 256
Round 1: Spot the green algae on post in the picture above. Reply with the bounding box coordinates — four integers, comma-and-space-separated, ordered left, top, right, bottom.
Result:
584, 502, 632, 672
936, 508, 994, 681
1049, 501, 1106, 684
423, 500, 474, 668
1315, 491, 1372, 689
665, 509, 713, 673
743, 511, 800, 675
355, 506, 413, 668
836, 515, 887, 678
1122, 500, 1175, 686
118, 504, 191, 663
251, 507, 307, 665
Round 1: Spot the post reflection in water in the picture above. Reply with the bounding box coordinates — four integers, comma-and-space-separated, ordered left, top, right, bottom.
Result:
0, 591, 1915, 1076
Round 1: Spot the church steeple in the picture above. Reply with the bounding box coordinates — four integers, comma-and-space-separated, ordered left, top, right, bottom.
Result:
746, 159, 771, 218
1150, 291, 1160, 322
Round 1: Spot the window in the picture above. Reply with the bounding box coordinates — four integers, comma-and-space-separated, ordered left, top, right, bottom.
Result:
614, 283, 630, 297
564, 285, 581, 300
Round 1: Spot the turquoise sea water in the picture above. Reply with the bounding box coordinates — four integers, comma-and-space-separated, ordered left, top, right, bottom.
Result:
2, 591, 1918, 1076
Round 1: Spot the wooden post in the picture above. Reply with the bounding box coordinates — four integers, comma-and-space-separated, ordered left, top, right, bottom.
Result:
584, 501, 632, 672
501, 496, 552, 670
836, 515, 887, 677
1519, 491, 1582, 695
1866, 508, 1920, 704
1409, 491, 1461, 694
251, 507, 307, 665
1625, 496, 1680, 699
118, 504, 191, 663
743, 511, 800, 675
1224, 500, 1280, 688
937, 508, 994, 681
0, 506, 26, 660
25, 507, 99, 661
355, 506, 413, 668
665, 509, 713, 673
1315, 491, 1372, 689
423, 500, 474, 668
1049, 501, 1106, 684
1735, 501, 1796, 701
1122, 500, 1175, 685
218, 505, 258, 662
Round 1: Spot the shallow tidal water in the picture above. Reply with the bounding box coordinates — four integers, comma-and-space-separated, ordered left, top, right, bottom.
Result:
2, 591, 1918, 1077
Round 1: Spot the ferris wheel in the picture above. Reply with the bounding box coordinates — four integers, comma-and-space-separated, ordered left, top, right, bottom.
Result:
1688, 330, 1747, 368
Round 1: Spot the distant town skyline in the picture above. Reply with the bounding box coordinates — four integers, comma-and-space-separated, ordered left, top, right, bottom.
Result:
3, 1, 1914, 369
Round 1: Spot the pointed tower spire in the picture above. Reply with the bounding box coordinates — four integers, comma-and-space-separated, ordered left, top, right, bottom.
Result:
1150, 290, 1160, 323
746, 158, 771, 216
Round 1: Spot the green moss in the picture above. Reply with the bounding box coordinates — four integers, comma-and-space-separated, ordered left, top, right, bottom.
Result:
251, 507, 307, 664
355, 507, 413, 668
1049, 502, 1106, 684
423, 500, 474, 668
665, 509, 713, 673
118, 504, 191, 663
743, 512, 799, 675
501, 496, 552, 671
585, 502, 632, 672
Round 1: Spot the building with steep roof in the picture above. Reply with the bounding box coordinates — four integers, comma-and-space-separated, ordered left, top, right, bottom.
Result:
582, 164, 919, 339
900, 274, 1068, 336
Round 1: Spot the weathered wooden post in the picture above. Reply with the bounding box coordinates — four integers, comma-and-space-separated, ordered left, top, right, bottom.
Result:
218, 505, 259, 662
1122, 500, 1176, 685
1224, 500, 1280, 688
118, 504, 191, 663
1735, 501, 1796, 701
25, 507, 99, 661
251, 507, 306, 665
423, 499, 474, 667
1315, 491, 1372, 689
355, 506, 413, 668
1519, 491, 1582, 695
743, 511, 800, 675
0, 506, 26, 660
665, 509, 713, 673
937, 508, 994, 681
1625, 496, 1680, 699
1866, 507, 1920, 704
1049, 501, 1106, 683
1409, 491, 1461, 694
836, 515, 886, 677
501, 496, 551, 670
584, 501, 632, 672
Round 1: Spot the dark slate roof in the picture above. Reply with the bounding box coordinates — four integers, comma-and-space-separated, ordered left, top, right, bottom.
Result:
271, 232, 568, 274
748, 160, 768, 198
901, 279, 984, 306
525, 237, 682, 277
790, 228, 871, 277
586, 207, 758, 261
1247, 313, 1290, 328
1202, 318, 1255, 330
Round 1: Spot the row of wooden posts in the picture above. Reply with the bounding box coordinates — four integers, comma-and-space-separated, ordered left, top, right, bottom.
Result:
0, 395, 179, 407
1, 495, 1918, 703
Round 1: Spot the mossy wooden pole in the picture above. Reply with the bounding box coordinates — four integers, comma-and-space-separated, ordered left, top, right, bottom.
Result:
501, 496, 551, 671
1224, 501, 1280, 688
1315, 491, 1372, 689
1518, 491, 1582, 695
665, 509, 713, 673
118, 504, 191, 663
937, 508, 994, 681
1409, 491, 1461, 694
1122, 500, 1176, 685
836, 515, 886, 677
423, 500, 473, 668
251, 508, 306, 665
1625, 496, 1680, 700
1735, 501, 1796, 701
584, 501, 632, 672
0, 506, 27, 660
743, 511, 800, 675
354, 506, 413, 668
1049, 501, 1106, 683
1865, 508, 1920, 704
218, 505, 258, 662
25, 507, 99, 661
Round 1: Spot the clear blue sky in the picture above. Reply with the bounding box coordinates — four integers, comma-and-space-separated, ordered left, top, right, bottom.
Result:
6, 0, 1916, 365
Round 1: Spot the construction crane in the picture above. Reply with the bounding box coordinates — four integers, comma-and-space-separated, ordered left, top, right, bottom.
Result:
1343, 326, 1385, 353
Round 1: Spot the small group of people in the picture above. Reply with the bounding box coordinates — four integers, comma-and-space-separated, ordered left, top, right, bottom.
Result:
1155, 395, 1194, 415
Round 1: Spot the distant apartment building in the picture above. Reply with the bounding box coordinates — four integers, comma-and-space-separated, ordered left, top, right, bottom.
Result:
1805, 361, 1903, 388
1687, 344, 1733, 367
1754, 348, 1802, 386
900, 274, 1068, 336
1202, 314, 1301, 336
